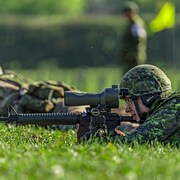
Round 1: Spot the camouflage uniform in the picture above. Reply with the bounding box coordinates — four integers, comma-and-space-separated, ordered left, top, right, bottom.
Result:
113, 91, 180, 145
114, 64, 180, 146
120, 1, 147, 74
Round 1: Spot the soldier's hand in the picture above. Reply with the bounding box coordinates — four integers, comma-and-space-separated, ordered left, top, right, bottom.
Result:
115, 129, 126, 136
115, 122, 139, 136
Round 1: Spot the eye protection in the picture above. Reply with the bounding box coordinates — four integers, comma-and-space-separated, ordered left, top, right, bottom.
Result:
124, 95, 138, 106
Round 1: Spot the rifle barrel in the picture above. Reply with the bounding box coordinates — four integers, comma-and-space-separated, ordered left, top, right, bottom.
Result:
8, 113, 81, 125
0, 112, 135, 127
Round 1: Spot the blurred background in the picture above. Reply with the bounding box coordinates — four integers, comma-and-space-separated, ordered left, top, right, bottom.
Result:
0, 0, 179, 91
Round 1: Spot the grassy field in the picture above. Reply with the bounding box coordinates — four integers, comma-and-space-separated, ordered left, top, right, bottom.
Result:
0, 124, 179, 179
14, 65, 180, 92
0, 66, 179, 179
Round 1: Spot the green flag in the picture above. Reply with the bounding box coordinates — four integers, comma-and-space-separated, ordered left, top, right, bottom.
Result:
149, 1, 175, 33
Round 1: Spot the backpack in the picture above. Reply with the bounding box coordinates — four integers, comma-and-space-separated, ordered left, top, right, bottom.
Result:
18, 81, 76, 113
0, 69, 77, 114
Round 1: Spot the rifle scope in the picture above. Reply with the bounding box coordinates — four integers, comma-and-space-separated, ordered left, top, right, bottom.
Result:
64, 85, 129, 108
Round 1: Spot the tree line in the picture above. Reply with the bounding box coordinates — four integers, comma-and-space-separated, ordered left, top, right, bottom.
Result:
0, 0, 178, 15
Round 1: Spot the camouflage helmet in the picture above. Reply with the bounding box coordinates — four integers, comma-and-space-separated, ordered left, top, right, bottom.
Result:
120, 64, 172, 98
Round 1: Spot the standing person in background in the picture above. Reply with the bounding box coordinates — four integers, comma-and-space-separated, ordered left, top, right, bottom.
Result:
120, 1, 147, 75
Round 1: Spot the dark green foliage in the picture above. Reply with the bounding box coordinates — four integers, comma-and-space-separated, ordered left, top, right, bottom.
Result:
0, 15, 179, 69
0, 16, 122, 68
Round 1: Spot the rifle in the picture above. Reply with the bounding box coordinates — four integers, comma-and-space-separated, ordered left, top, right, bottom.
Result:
0, 85, 136, 136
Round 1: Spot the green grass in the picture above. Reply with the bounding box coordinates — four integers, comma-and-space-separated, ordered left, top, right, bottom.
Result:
0, 124, 179, 179
1, 66, 179, 179
13, 66, 122, 92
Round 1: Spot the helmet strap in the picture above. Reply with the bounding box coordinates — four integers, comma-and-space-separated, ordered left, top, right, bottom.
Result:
131, 96, 148, 124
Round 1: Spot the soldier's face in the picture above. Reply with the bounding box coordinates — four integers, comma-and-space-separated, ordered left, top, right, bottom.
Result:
123, 11, 134, 21
125, 96, 150, 122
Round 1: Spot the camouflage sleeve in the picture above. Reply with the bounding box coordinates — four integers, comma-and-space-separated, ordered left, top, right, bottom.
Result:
112, 98, 180, 145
